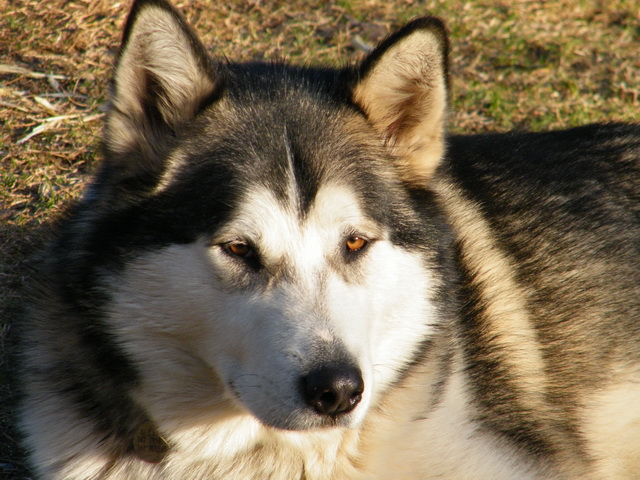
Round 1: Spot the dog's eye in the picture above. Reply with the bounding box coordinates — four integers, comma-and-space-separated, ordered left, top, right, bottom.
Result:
346, 235, 368, 253
225, 241, 254, 259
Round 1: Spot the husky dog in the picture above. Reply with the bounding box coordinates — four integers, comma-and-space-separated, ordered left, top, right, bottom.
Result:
18, 0, 640, 478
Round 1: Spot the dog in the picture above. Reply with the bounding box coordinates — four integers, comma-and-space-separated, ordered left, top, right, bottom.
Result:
17, 0, 640, 478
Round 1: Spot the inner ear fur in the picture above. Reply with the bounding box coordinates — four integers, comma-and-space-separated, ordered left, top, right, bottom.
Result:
353, 17, 450, 184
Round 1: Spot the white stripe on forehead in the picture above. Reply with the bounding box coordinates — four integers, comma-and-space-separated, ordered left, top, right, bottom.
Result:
283, 126, 300, 211
217, 183, 378, 268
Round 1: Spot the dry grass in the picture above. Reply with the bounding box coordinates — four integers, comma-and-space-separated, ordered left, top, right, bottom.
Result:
1, 0, 639, 477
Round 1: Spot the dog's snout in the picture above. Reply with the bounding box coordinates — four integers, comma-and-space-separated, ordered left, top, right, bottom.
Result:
302, 365, 364, 416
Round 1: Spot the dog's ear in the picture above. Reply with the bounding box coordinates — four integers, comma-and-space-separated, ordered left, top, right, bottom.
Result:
352, 17, 449, 183
103, 0, 221, 191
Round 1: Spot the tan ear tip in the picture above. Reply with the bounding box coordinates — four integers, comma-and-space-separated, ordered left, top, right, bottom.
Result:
401, 16, 450, 62
357, 16, 450, 83
402, 16, 448, 38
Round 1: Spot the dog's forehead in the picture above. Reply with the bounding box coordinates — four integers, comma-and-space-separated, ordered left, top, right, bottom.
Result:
171, 95, 400, 214
218, 182, 380, 256
223, 183, 379, 234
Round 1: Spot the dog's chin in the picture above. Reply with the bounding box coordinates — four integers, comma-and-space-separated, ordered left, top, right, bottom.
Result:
256, 409, 361, 432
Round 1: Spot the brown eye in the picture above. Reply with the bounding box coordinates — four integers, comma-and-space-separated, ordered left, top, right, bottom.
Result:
346, 236, 368, 252
226, 241, 253, 258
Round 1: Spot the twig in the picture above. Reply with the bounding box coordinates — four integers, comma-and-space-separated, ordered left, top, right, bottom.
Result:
38, 93, 88, 100
0, 64, 67, 80
16, 113, 103, 145
34, 96, 59, 114
0, 101, 30, 113
351, 35, 373, 54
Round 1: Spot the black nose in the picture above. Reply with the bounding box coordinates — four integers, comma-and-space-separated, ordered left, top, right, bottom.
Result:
302, 365, 364, 417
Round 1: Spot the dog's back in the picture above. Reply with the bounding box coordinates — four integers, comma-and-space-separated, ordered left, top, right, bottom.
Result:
435, 124, 640, 477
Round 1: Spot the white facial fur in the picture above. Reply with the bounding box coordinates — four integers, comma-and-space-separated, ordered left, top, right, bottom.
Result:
107, 182, 436, 432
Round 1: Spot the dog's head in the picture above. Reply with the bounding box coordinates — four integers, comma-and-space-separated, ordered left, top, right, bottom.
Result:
86, 0, 451, 432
